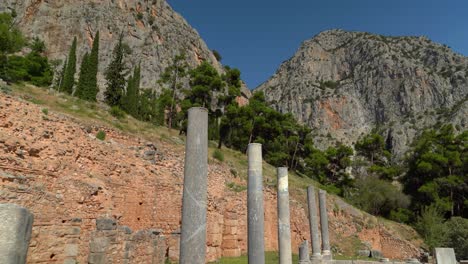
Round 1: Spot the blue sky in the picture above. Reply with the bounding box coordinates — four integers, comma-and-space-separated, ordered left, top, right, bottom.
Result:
168, 0, 468, 89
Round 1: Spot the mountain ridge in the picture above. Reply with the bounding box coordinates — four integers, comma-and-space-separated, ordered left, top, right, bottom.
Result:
256, 29, 468, 158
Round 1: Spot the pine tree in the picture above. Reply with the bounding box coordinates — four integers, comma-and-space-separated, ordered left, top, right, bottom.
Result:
62, 37, 77, 94
86, 31, 99, 101
158, 52, 187, 128
104, 34, 126, 106
75, 52, 89, 99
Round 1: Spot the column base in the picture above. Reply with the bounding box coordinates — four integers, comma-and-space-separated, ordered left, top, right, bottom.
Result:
322, 250, 332, 260
311, 253, 322, 260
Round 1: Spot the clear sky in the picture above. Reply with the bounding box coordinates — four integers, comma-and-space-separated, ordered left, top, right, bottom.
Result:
168, 0, 468, 89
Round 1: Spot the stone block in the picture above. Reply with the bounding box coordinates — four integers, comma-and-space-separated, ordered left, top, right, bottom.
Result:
370, 249, 383, 258
222, 239, 238, 249
90, 237, 109, 253
96, 218, 117, 230
118, 225, 133, 234
63, 258, 77, 264
434, 248, 457, 264
223, 248, 241, 257
357, 249, 370, 257
88, 253, 106, 264
64, 244, 78, 257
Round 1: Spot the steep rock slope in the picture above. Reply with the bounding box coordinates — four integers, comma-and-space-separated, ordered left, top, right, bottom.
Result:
0, 86, 421, 263
257, 30, 468, 158
0, 0, 250, 97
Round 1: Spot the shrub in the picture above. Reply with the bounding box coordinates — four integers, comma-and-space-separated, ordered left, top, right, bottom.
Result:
348, 177, 410, 217
212, 149, 224, 162
42, 108, 48, 115
415, 205, 448, 251
444, 217, 468, 259
96, 130, 106, 140
136, 12, 143, 20
109, 106, 126, 119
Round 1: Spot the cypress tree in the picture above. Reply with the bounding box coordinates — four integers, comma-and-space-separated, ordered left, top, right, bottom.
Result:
86, 31, 99, 101
75, 52, 89, 99
122, 64, 140, 117
62, 37, 77, 94
104, 34, 126, 106
131, 64, 141, 116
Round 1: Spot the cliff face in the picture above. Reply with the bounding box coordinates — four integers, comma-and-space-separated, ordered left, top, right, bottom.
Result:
0, 87, 421, 263
256, 30, 468, 158
0, 0, 250, 98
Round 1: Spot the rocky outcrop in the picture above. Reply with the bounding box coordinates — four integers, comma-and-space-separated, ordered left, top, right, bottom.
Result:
0, 0, 250, 98
256, 29, 468, 158
0, 89, 422, 262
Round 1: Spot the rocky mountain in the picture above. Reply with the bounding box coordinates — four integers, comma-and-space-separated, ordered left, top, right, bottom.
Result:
256, 29, 468, 158
0, 0, 250, 98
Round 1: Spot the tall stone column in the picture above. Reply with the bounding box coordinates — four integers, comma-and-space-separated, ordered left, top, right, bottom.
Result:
319, 190, 331, 260
179, 107, 208, 264
298, 240, 310, 264
277, 167, 292, 264
307, 186, 321, 259
247, 143, 265, 264
0, 203, 34, 264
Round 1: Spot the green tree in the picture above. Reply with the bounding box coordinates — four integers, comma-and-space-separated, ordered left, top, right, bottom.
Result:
414, 205, 448, 251
355, 132, 390, 164
157, 52, 188, 128
104, 34, 127, 106
61, 37, 77, 94
0, 11, 25, 81
444, 217, 468, 259
86, 31, 100, 101
404, 125, 467, 217
122, 64, 140, 117
76, 31, 100, 101
348, 177, 411, 217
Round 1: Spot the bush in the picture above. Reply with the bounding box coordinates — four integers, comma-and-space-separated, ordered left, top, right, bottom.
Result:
42, 108, 48, 115
212, 149, 224, 162
347, 177, 410, 217
414, 205, 448, 250
96, 130, 106, 141
444, 217, 468, 259
109, 106, 126, 119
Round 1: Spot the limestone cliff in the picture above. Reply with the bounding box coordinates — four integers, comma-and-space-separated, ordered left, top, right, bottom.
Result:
0, 0, 250, 98
256, 29, 468, 158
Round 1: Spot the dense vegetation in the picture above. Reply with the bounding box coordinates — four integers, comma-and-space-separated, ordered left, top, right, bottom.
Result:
0, 12, 53, 86
1, 10, 466, 256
